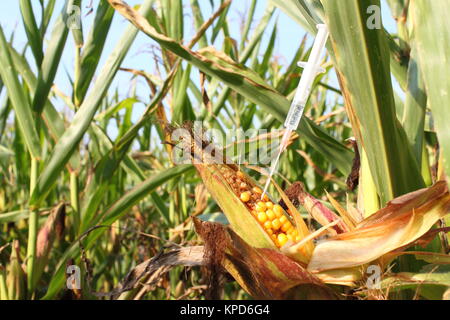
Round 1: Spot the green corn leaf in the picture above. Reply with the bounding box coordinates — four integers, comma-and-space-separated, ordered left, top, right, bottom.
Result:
172, 64, 194, 123
0, 26, 41, 159
381, 264, 450, 300
239, 0, 257, 51
322, 0, 424, 203
410, 0, 450, 188
149, 192, 170, 225
79, 107, 157, 232
210, 3, 230, 43
190, 0, 208, 48
0, 97, 10, 141
79, 56, 173, 232
169, 0, 183, 41
19, 0, 43, 66
259, 24, 277, 76
29, 0, 155, 208
41, 0, 57, 36
41, 164, 193, 300
385, 30, 408, 91
401, 46, 427, 166
201, 4, 275, 121
95, 98, 139, 121
272, 0, 409, 92
7, 42, 80, 170
32, 0, 75, 115
107, 1, 354, 175
0, 209, 29, 223
240, 5, 275, 65
74, 1, 115, 105
270, 0, 317, 34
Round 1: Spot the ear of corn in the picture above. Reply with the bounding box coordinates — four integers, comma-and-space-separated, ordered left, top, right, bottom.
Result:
195, 160, 314, 264
196, 163, 277, 250
177, 123, 313, 257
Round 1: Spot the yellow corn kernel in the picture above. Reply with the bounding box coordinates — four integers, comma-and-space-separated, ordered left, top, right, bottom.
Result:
240, 191, 251, 202
264, 221, 272, 230
286, 225, 295, 234
266, 209, 276, 220
279, 215, 287, 224
265, 201, 274, 209
237, 171, 245, 179
273, 204, 284, 218
252, 186, 262, 194
277, 233, 288, 247
256, 201, 267, 212
272, 219, 281, 230
295, 235, 301, 242
281, 221, 292, 232
266, 228, 273, 235
257, 211, 268, 223
273, 239, 279, 247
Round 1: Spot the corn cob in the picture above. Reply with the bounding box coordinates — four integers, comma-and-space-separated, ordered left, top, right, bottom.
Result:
218, 165, 299, 248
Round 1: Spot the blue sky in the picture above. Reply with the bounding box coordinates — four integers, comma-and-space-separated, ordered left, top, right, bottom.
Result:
1, 1, 306, 94
0, 0, 398, 135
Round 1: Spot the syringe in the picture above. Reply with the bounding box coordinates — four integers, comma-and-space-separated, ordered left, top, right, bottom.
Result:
261, 24, 329, 199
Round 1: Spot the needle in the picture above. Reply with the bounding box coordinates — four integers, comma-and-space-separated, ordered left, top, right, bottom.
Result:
261, 24, 329, 200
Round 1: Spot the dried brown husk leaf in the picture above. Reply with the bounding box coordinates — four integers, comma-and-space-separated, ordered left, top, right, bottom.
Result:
6, 240, 26, 300
194, 218, 337, 299
296, 183, 349, 235
35, 203, 66, 281
308, 181, 450, 272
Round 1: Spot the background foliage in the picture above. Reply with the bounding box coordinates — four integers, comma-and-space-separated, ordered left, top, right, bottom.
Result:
0, 0, 448, 300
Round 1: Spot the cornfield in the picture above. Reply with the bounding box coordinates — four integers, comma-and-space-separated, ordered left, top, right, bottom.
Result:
0, 0, 449, 301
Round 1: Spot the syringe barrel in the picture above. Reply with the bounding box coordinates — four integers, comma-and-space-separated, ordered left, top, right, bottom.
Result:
284, 24, 329, 131
284, 102, 305, 130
